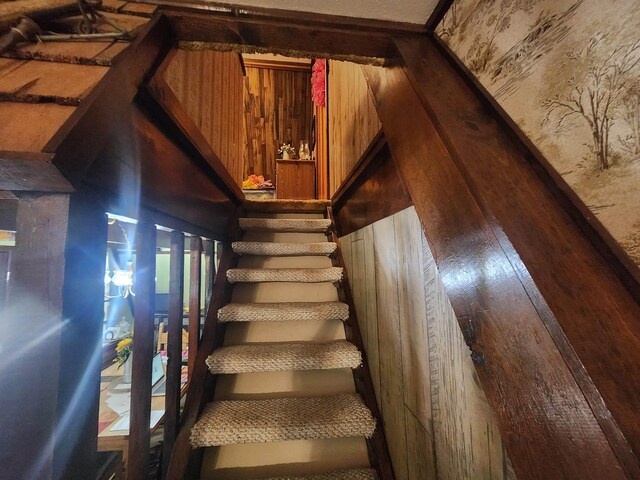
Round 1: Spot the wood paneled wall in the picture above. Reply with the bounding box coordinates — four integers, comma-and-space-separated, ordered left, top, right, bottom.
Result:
341, 207, 514, 480
163, 49, 245, 186
327, 61, 381, 196
243, 67, 312, 182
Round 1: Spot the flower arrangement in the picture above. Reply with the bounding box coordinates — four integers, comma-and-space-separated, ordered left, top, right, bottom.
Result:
277, 143, 298, 159
311, 59, 326, 107
242, 174, 274, 189
114, 336, 133, 366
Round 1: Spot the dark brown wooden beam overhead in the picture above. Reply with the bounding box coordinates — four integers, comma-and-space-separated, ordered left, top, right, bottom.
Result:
363, 60, 632, 479
162, 10, 403, 62
146, 0, 427, 35
393, 36, 640, 476
44, 13, 175, 186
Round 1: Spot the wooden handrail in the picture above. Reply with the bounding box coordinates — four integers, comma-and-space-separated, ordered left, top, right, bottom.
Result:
166, 212, 242, 479
326, 206, 395, 480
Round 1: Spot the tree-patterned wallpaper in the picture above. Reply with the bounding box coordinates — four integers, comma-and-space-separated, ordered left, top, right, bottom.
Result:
437, 0, 640, 266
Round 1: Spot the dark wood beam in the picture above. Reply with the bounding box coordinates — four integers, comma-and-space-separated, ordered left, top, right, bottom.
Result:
143, 74, 244, 204
162, 10, 403, 63
146, 0, 428, 35
393, 36, 640, 476
44, 13, 176, 186
332, 131, 412, 236
203, 238, 216, 316
163, 229, 185, 478
363, 58, 632, 478
425, 0, 455, 31
0, 194, 70, 479
55, 195, 108, 480
0, 151, 73, 192
128, 219, 157, 479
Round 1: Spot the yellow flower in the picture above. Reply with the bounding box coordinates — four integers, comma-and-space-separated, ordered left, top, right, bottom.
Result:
116, 337, 132, 351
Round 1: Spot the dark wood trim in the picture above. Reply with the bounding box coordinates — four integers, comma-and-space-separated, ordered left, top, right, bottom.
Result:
188, 235, 202, 377
331, 129, 385, 206
144, 0, 428, 35
56, 194, 108, 479
242, 199, 330, 213
143, 74, 244, 204
331, 131, 413, 236
326, 206, 395, 480
128, 219, 157, 479
430, 33, 640, 297
363, 57, 633, 478
166, 216, 241, 479
238, 52, 247, 76
1, 194, 71, 479
242, 58, 312, 72
162, 10, 405, 62
0, 152, 73, 192
44, 13, 176, 186
425, 0, 455, 31
162, 230, 185, 479
203, 238, 216, 315
393, 36, 640, 476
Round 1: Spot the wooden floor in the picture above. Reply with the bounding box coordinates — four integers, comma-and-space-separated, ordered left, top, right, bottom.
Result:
340, 207, 515, 480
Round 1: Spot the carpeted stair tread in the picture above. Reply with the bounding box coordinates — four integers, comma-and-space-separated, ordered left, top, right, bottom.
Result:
218, 302, 349, 323
233, 241, 337, 256
190, 393, 376, 447
206, 341, 362, 374
255, 468, 378, 480
240, 218, 332, 232
227, 267, 343, 283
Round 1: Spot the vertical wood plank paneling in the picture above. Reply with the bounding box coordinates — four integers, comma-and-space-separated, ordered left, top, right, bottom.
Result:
243, 67, 312, 182
164, 49, 245, 186
341, 206, 511, 480
372, 216, 408, 480
327, 60, 381, 196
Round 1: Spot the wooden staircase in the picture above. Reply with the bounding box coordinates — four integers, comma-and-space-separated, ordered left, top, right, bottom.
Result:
167, 200, 393, 479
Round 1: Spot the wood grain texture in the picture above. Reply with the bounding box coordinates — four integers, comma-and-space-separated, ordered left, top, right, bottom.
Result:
314, 100, 329, 199
0, 58, 108, 105
340, 207, 509, 480
0, 194, 68, 479
188, 235, 202, 376
363, 60, 627, 478
395, 36, 640, 476
332, 136, 412, 236
0, 102, 74, 151
2, 40, 130, 66
327, 61, 381, 196
128, 220, 157, 480
163, 49, 245, 186
275, 160, 315, 199
0, 152, 73, 192
164, 11, 399, 61
243, 66, 312, 183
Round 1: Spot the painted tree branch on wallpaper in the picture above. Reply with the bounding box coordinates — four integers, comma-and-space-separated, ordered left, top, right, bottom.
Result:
437, 0, 640, 266
542, 38, 640, 171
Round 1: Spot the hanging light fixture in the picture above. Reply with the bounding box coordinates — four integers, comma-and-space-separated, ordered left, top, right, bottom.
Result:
105, 262, 135, 299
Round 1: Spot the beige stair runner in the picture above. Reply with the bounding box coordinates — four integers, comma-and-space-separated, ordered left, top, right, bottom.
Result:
232, 241, 337, 256
190, 393, 376, 447
256, 468, 378, 480
195, 209, 378, 479
239, 218, 332, 232
227, 267, 343, 284
206, 341, 362, 374
218, 301, 349, 323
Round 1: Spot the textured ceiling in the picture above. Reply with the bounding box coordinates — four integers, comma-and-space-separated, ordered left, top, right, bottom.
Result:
218, 0, 441, 24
